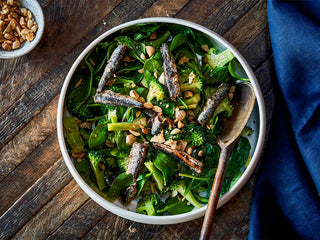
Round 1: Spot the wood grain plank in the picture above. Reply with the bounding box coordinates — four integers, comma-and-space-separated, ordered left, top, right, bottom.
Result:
176, 0, 260, 35
0, 95, 58, 181
223, 0, 268, 50
0, 0, 122, 116
0, 158, 72, 240
117, 222, 162, 240
46, 199, 107, 240
82, 213, 132, 240
240, 27, 272, 70
0, 133, 61, 215
140, 0, 191, 18
12, 180, 89, 240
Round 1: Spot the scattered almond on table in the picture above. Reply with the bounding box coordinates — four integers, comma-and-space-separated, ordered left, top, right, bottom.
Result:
0, 0, 38, 51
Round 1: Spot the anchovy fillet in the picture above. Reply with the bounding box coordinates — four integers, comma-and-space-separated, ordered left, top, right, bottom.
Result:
96, 44, 127, 93
160, 43, 181, 101
94, 90, 144, 108
127, 142, 149, 180
148, 112, 164, 135
120, 183, 138, 205
197, 83, 230, 125
152, 143, 203, 174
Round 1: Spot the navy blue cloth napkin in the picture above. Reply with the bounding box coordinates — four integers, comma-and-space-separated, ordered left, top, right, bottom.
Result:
249, 0, 320, 239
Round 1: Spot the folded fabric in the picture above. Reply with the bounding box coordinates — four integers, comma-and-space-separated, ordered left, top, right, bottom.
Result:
249, 0, 320, 239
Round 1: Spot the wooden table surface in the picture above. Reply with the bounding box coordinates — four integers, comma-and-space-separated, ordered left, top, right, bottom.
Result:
0, 0, 275, 239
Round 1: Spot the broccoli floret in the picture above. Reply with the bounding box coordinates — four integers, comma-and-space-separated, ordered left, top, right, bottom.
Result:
170, 181, 202, 209
136, 194, 161, 216
67, 100, 93, 121
212, 97, 234, 120
117, 157, 130, 172
184, 124, 205, 147
205, 48, 234, 69
137, 194, 161, 216
80, 128, 91, 147
146, 79, 165, 102
241, 127, 254, 137
88, 151, 106, 191
180, 73, 203, 92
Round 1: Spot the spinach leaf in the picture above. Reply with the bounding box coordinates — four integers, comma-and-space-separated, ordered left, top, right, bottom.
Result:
169, 33, 188, 52
151, 30, 170, 49
228, 58, 249, 81
153, 152, 178, 186
106, 173, 133, 200
143, 59, 163, 86
157, 197, 194, 215
115, 36, 146, 62
88, 121, 109, 150
203, 65, 229, 85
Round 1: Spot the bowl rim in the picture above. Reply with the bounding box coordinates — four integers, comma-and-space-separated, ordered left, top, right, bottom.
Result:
0, 0, 45, 59
57, 17, 266, 225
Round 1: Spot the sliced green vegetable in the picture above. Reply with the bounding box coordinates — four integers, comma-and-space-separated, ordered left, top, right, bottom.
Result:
63, 117, 85, 156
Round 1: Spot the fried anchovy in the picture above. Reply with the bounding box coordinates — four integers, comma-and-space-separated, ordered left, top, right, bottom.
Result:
152, 143, 203, 174
160, 43, 181, 101
197, 83, 231, 125
127, 142, 149, 180
94, 90, 144, 108
148, 112, 164, 135
120, 183, 138, 205
96, 44, 127, 93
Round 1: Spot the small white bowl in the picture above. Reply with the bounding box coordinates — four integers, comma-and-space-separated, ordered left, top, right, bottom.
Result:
57, 17, 266, 225
0, 0, 44, 59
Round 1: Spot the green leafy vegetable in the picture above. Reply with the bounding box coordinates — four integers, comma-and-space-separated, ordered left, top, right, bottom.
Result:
63, 117, 85, 156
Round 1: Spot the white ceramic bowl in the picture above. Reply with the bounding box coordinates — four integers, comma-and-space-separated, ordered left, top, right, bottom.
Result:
0, 0, 44, 59
57, 17, 266, 224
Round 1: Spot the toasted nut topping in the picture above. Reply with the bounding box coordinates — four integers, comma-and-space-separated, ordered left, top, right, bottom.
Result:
129, 90, 139, 99
175, 110, 186, 121
150, 32, 157, 40
26, 31, 34, 42
126, 134, 136, 146
140, 117, 147, 125
170, 128, 181, 135
146, 45, 155, 57
144, 102, 153, 109
129, 130, 140, 136
77, 158, 82, 163
186, 147, 193, 155
177, 140, 188, 152
230, 85, 236, 93
228, 93, 234, 100
150, 130, 165, 143
138, 68, 144, 74
123, 56, 135, 62
80, 121, 91, 129
98, 162, 106, 170
27, 19, 33, 28
158, 72, 165, 85
72, 151, 85, 158
105, 140, 114, 148
164, 139, 178, 149
135, 110, 141, 117
152, 105, 162, 113
140, 125, 149, 134
188, 72, 196, 84
198, 150, 203, 157
154, 72, 158, 78
170, 190, 178, 198
187, 110, 195, 117
140, 53, 146, 60
178, 121, 184, 129
201, 44, 209, 52
184, 91, 193, 98
178, 56, 189, 65
138, 97, 146, 103
12, 39, 19, 49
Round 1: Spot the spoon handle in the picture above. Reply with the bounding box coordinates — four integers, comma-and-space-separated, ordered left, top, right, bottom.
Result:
199, 144, 233, 240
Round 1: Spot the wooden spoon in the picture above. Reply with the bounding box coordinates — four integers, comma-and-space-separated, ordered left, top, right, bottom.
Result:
199, 82, 256, 240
